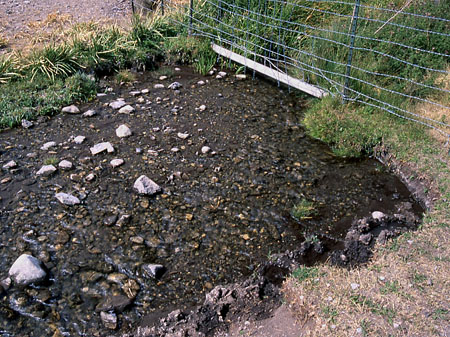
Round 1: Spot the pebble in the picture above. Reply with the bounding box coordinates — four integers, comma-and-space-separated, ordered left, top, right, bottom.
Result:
110, 159, 124, 168
62, 105, 80, 114
159, 75, 168, 80
201, 146, 211, 154
197, 80, 206, 86
235, 74, 247, 80
133, 175, 162, 195
100, 311, 117, 330
85, 173, 95, 182
154, 84, 164, 89
116, 124, 132, 138
174, 67, 181, 71
40, 141, 56, 151
177, 132, 189, 139
141, 88, 149, 94
142, 264, 165, 279
130, 91, 141, 96
168, 82, 182, 90
21, 119, 33, 129
171, 147, 179, 153
58, 160, 73, 170
95, 295, 132, 312
372, 211, 386, 220
90, 142, 114, 155
198, 105, 206, 111
9, 254, 47, 286
118, 105, 135, 114
73, 136, 86, 144
130, 236, 144, 244
36, 165, 57, 176
3, 160, 17, 169
137, 97, 145, 103
55, 193, 80, 206
109, 100, 127, 109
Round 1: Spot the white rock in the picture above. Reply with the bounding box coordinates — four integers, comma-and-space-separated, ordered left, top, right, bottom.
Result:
85, 173, 95, 182
350, 283, 360, 290
62, 105, 80, 114
100, 311, 117, 330
148, 150, 158, 156
133, 175, 161, 195
171, 147, 179, 153
141, 88, 149, 94
142, 264, 165, 279
198, 105, 206, 111
36, 165, 57, 176
137, 97, 145, 103
58, 160, 73, 170
82, 110, 97, 117
159, 75, 168, 80
168, 82, 182, 90
118, 105, 135, 114
9, 254, 46, 286
177, 132, 189, 140
197, 80, 206, 86
116, 124, 132, 138
90, 142, 114, 155
3, 160, 17, 169
110, 159, 124, 168
201, 146, 211, 154
174, 67, 181, 72
235, 74, 247, 80
73, 136, 86, 144
130, 91, 141, 96
372, 211, 386, 221
97, 93, 107, 97
109, 100, 127, 110
21, 120, 33, 129
55, 192, 80, 206
41, 141, 56, 151
154, 84, 165, 89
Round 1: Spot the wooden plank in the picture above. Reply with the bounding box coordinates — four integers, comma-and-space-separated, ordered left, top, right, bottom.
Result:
212, 44, 327, 98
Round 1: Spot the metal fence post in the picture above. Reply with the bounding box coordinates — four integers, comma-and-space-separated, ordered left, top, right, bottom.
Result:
161, 0, 165, 15
189, 0, 194, 35
131, 0, 135, 14
343, 0, 360, 102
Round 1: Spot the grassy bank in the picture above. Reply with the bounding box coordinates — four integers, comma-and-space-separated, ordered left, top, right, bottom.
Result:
282, 81, 449, 336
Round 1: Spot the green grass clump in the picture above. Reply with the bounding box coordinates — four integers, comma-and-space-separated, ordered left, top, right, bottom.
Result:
292, 199, 317, 220
292, 266, 320, 283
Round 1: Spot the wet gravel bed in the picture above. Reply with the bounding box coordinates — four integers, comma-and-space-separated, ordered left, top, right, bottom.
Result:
0, 66, 422, 336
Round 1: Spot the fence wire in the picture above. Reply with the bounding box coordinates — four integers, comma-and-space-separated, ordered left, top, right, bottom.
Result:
131, 0, 450, 141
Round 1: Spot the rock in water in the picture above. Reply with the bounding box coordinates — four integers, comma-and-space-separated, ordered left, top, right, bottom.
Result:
36, 165, 57, 176
95, 295, 132, 312
116, 124, 132, 138
9, 254, 47, 286
55, 193, 80, 206
142, 264, 166, 279
133, 175, 161, 195
109, 100, 127, 110
90, 142, 114, 155
100, 311, 117, 330
62, 105, 80, 114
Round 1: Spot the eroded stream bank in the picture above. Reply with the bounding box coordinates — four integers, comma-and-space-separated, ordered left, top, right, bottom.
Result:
0, 66, 423, 336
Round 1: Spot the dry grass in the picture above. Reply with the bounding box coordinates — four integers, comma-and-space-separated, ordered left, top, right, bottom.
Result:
414, 68, 450, 143
283, 134, 450, 336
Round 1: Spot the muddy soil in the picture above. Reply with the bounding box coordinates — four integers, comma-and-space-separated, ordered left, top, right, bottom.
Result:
0, 66, 423, 336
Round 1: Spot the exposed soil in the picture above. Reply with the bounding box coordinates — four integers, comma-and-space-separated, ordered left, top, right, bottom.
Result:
0, 0, 130, 49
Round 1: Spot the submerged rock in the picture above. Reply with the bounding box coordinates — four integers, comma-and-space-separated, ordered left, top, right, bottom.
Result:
90, 142, 114, 155
133, 175, 161, 195
55, 193, 80, 206
9, 254, 46, 286
95, 295, 132, 313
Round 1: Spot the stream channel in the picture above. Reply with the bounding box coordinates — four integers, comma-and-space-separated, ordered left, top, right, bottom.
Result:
0, 67, 423, 336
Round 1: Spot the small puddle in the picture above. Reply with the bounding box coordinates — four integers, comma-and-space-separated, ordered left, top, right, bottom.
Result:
0, 67, 423, 336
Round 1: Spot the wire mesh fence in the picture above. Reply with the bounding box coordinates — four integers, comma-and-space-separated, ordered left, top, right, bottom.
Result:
131, 0, 450, 142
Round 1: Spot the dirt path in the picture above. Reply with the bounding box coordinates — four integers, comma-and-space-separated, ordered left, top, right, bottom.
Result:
0, 0, 131, 49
